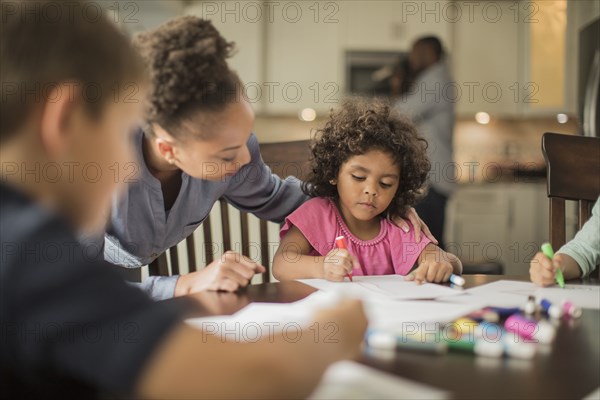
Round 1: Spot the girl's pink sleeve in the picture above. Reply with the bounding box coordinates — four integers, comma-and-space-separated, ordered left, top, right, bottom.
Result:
279, 198, 337, 256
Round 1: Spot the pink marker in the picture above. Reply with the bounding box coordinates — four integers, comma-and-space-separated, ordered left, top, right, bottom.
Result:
505, 314, 555, 344
562, 300, 582, 318
335, 236, 353, 282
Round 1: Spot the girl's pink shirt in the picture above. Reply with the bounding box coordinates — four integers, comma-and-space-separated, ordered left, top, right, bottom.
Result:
280, 198, 431, 276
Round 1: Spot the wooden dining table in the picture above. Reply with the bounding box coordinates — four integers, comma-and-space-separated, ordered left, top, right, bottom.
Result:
183, 275, 600, 399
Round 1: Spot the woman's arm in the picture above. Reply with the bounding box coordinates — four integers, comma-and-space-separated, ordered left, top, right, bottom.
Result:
223, 134, 309, 223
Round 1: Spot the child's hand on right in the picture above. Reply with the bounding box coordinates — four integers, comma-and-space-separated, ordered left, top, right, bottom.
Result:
530, 252, 566, 287
322, 248, 360, 281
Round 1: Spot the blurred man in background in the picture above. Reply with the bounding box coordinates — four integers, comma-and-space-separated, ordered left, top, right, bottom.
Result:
394, 36, 456, 249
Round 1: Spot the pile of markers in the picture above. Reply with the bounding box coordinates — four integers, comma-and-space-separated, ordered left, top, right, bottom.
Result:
365, 296, 582, 360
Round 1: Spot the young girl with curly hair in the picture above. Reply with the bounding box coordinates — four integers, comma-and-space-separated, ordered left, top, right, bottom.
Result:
273, 98, 462, 283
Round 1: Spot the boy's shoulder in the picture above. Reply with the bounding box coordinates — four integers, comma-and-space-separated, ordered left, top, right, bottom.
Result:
0, 184, 62, 247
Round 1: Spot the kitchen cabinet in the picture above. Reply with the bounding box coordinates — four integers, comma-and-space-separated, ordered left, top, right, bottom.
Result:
338, 1, 453, 51
262, 1, 342, 114
451, 1, 523, 117
109, 0, 184, 34
184, 1, 455, 115
445, 183, 549, 275
185, 2, 265, 112
181, 0, 577, 117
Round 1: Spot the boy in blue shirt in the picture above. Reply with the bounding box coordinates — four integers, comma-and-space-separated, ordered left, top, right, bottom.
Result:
0, 1, 366, 397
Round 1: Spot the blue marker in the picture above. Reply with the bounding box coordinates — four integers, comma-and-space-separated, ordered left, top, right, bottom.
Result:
449, 274, 465, 286
538, 298, 563, 319
486, 306, 522, 318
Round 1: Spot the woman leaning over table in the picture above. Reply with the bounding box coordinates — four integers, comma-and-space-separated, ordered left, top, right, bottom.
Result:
95, 16, 437, 300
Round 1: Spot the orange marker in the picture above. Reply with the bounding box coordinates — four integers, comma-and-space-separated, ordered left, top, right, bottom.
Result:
335, 235, 353, 282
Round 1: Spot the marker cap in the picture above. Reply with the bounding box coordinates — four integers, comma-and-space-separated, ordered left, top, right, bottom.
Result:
503, 340, 536, 360
474, 340, 504, 358
450, 274, 465, 286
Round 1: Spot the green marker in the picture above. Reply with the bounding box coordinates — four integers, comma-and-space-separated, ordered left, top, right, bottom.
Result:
541, 242, 564, 288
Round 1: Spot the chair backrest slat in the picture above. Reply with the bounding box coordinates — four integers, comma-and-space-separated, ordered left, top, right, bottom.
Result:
169, 245, 179, 275
202, 216, 213, 265
260, 219, 270, 283
149, 253, 170, 277
241, 211, 250, 256
579, 200, 591, 230
549, 197, 566, 249
186, 236, 196, 273
220, 198, 231, 252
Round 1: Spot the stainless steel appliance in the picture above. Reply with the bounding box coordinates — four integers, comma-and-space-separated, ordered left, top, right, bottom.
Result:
578, 18, 599, 137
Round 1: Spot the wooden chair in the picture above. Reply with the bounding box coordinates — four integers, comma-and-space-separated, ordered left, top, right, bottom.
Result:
259, 140, 311, 181
542, 132, 600, 278
148, 139, 312, 282
149, 198, 272, 282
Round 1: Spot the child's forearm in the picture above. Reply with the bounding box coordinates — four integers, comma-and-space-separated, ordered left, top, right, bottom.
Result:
137, 324, 338, 399
273, 251, 325, 281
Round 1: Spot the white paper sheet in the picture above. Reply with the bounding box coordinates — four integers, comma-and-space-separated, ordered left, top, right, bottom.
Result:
535, 284, 600, 310
363, 298, 482, 331
465, 280, 539, 297
309, 361, 448, 400
186, 290, 342, 341
186, 289, 480, 340
436, 292, 530, 309
438, 280, 542, 309
456, 280, 600, 310
298, 275, 465, 301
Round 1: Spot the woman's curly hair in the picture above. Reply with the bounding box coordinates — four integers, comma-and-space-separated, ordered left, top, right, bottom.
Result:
132, 16, 239, 139
303, 97, 431, 219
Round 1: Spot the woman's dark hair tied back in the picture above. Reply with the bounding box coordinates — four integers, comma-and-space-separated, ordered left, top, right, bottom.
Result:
133, 16, 240, 139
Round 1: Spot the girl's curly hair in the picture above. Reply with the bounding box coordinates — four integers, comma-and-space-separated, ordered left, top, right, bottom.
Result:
132, 16, 240, 139
303, 97, 431, 219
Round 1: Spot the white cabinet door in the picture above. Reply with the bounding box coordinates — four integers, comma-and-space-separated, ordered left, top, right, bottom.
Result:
446, 185, 510, 267
505, 183, 547, 275
446, 183, 549, 276
339, 1, 453, 51
452, 1, 522, 117
185, 2, 265, 113
263, 1, 342, 114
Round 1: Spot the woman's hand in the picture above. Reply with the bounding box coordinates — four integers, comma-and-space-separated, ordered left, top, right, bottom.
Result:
174, 251, 265, 296
391, 207, 438, 244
